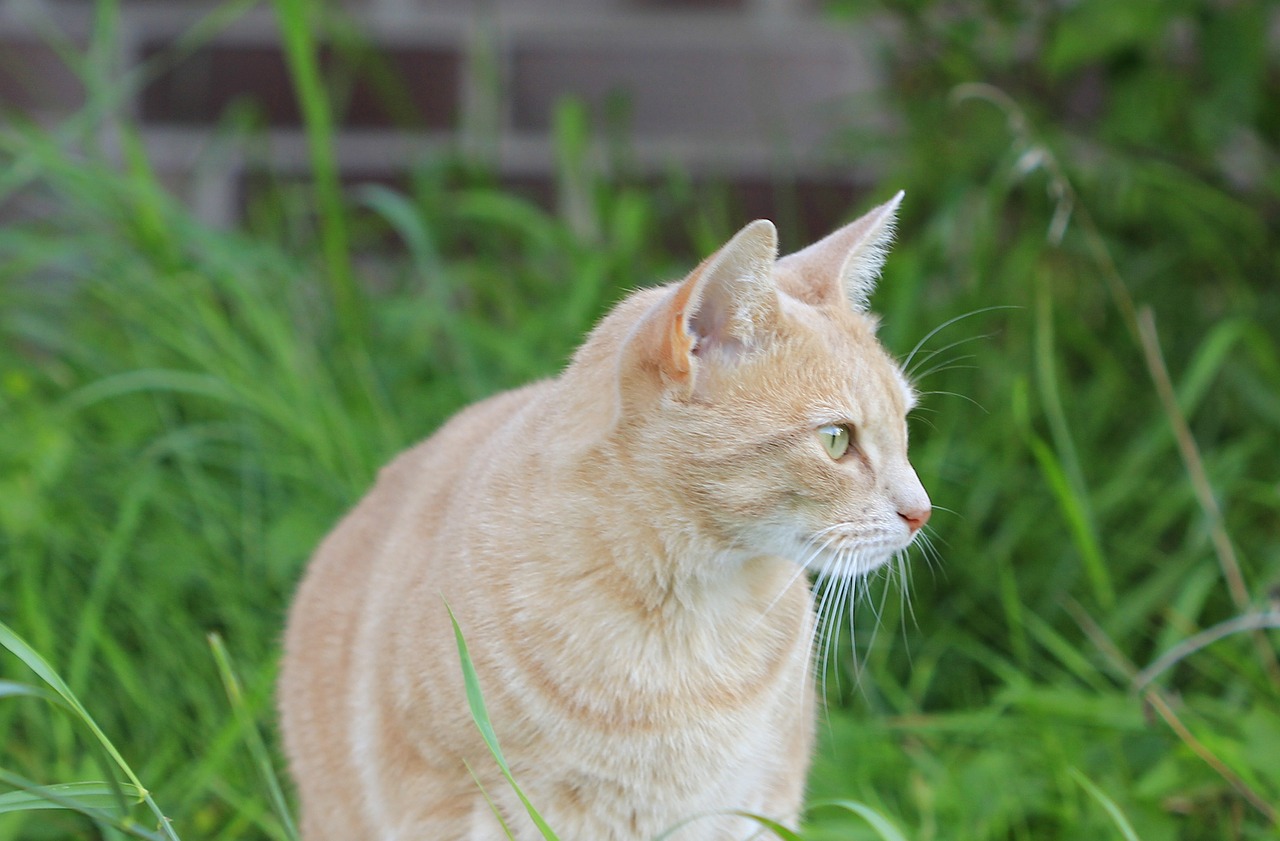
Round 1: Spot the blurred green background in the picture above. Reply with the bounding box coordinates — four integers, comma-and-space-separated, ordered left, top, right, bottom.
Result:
1, 1, 1278, 839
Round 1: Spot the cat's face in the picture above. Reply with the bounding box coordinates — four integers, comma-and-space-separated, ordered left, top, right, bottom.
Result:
680, 300, 928, 578
604, 195, 930, 579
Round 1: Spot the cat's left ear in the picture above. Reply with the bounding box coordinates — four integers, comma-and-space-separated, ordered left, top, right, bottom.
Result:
624, 219, 779, 396
775, 190, 903, 312
679, 218, 780, 367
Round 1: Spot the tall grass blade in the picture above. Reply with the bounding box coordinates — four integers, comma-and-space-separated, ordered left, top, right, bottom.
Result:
268, 0, 359, 341
1033, 284, 1111, 608
0, 622, 143, 796
446, 603, 561, 840
1135, 308, 1280, 686
0, 621, 180, 840
208, 634, 300, 841
651, 811, 804, 841
0, 780, 144, 816
808, 799, 911, 841
1011, 379, 1111, 609
462, 758, 518, 840
1068, 768, 1142, 841
0, 771, 161, 840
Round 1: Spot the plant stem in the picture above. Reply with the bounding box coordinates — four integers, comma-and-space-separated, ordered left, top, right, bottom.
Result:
270, 0, 362, 344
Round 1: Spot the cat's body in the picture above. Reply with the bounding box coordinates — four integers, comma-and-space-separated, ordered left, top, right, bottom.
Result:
280, 195, 930, 841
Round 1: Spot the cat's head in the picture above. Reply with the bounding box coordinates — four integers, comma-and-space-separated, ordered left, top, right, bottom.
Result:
573, 193, 930, 579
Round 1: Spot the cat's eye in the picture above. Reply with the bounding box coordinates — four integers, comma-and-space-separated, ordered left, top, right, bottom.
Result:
817, 424, 854, 460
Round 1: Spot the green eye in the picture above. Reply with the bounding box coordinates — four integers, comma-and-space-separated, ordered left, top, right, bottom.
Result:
818, 424, 852, 460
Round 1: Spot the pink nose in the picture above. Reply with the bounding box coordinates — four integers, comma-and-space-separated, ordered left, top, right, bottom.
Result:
899, 507, 931, 534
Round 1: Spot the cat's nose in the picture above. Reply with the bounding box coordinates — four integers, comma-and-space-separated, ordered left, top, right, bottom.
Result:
898, 506, 931, 534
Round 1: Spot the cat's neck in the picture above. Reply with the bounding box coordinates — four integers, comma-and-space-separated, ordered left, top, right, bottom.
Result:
548, 459, 796, 629
479, 380, 808, 646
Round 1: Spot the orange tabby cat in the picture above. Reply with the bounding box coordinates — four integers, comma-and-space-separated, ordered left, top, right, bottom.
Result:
279, 192, 931, 841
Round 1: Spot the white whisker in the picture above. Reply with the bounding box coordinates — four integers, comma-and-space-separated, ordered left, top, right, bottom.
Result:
915, 389, 989, 412
905, 332, 997, 380
901, 305, 1018, 371
911, 359, 979, 382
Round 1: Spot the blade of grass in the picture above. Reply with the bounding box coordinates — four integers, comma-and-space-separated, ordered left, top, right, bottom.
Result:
1067, 601, 1278, 827
0, 770, 162, 840
0, 780, 145, 816
1143, 690, 1277, 825
462, 757, 518, 840
652, 811, 804, 841
446, 603, 561, 841
1135, 610, 1280, 691
207, 634, 300, 841
0, 621, 180, 841
1033, 281, 1111, 608
1010, 378, 1111, 610
1135, 307, 1280, 687
357, 185, 488, 398
808, 799, 911, 841
268, 0, 359, 343
1067, 768, 1142, 841
1, 671, 133, 817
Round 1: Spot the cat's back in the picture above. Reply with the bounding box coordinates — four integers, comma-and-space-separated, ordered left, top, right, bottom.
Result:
278, 379, 548, 838
291, 377, 547, 591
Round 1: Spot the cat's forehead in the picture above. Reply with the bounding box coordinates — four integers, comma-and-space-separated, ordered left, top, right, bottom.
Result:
779, 292, 916, 416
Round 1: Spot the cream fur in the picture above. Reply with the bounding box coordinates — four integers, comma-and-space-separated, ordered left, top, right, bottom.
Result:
279, 195, 931, 841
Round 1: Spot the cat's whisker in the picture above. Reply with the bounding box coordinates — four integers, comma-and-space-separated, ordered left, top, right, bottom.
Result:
817, 546, 858, 701
912, 532, 941, 579
857, 574, 888, 677
909, 414, 940, 434
845, 567, 866, 689
911, 358, 980, 383
908, 351, 976, 382
851, 553, 877, 687
905, 332, 997, 380
810, 543, 841, 593
894, 555, 918, 671
919, 526, 951, 567
915, 388, 989, 412
898, 551, 919, 630
815, 571, 840, 706
916, 526, 942, 552
840, 552, 864, 691
901, 304, 1019, 372
750, 534, 839, 631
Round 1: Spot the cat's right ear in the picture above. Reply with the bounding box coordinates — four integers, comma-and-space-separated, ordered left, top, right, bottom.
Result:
775, 191, 903, 312
623, 219, 779, 398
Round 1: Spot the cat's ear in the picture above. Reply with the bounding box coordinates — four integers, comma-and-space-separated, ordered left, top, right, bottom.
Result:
681, 219, 780, 365
775, 190, 903, 312
625, 219, 779, 395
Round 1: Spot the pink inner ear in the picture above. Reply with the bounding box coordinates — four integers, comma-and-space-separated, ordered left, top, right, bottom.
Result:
643, 218, 779, 385
688, 278, 745, 358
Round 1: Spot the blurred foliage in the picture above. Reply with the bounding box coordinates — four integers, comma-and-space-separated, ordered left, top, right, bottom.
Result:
1, 0, 1278, 840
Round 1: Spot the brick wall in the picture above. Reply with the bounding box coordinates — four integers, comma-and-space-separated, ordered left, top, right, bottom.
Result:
1, 0, 888, 231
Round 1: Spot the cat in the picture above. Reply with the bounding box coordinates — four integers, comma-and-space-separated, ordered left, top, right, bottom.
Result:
278, 192, 931, 841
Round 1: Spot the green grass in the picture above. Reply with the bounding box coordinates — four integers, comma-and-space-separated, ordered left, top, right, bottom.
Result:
2, 1, 1278, 839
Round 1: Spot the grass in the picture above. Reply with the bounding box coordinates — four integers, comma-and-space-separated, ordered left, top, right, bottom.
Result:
2, 1, 1278, 839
